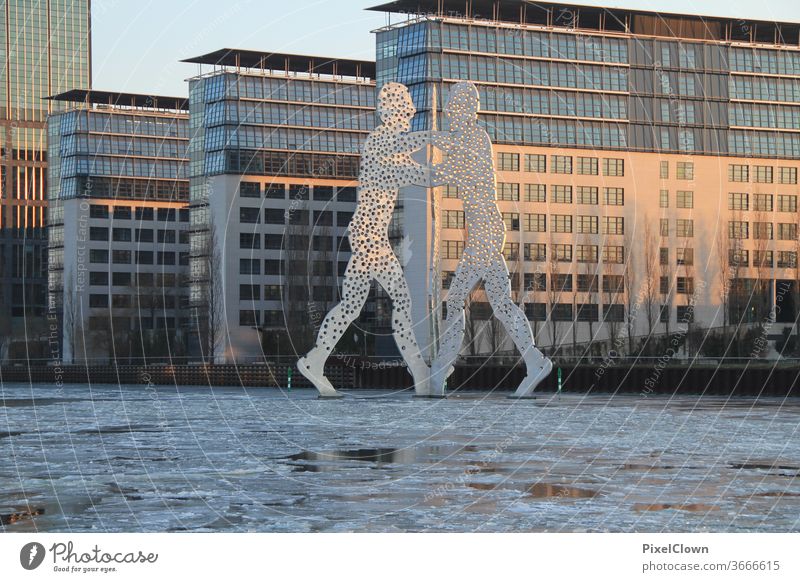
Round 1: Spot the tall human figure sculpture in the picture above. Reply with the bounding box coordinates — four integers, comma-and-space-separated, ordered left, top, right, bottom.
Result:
298, 83, 430, 398
428, 82, 552, 397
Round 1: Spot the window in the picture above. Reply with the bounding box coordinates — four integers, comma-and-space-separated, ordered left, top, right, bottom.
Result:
265, 260, 281, 275
313, 210, 333, 226
603, 158, 624, 177
337, 211, 353, 227
778, 167, 798, 185
576, 215, 598, 234
264, 234, 282, 249
778, 223, 797, 240
442, 240, 464, 259
729, 221, 749, 239
603, 188, 624, 206
89, 294, 108, 308
604, 304, 624, 322
603, 216, 624, 235
676, 162, 694, 180
676, 305, 694, 323
112, 250, 131, 264
552, 303, 573, 321
577, 304, 599, 322
157, 229, 175, 243
240, 258, 260, 275
337, 187, 357, 202
676, 190, 694, 208
728, 192, 749, 210
660, 219, 669, 236
577, 157, 598, 175
442, 185, 458, 199
239, 182, 260, 198
525, 154, 546, 172
778, 195, 797, 213
112, 272, 131, 286
157, 252, 175, 265
552, 185, 572, 203
603, 245, 624, 264
753, 194, 773, 212
89, 227, 108, 241
577, 186, 598, 205
263, 209, 285, 225
240, 207, 260, 224
660, 161, 669, 179
135, 207, 154, 221
778, 251, 797, 268
659, 305, 671, 322
524, 243, 547, 262
754, 166, 774, 184
497, 183, 519, 201
551, 155, 573, 174
576, 245, 598, 263
264, 285, 282, 300
553, 214, 572, 233
659, 190, 669, 208
503, 242, 519, 260
525, 184, 546, 202
676, 219, 694, 237
113, 206, 131, 220
525, 213, 546, 232
313, 186, 334, 201
729, 249, 749, 266
89, 204, 109, 219
553, 274, 573, 292
603, 275, 624, 293
239, 310, 259, 326
729, 164, 749, 182
112, 228, 131, 242
443, 210, 465, 229
240, 233, 260, 250
659, 276, 670, 295
265, 185, 285, 199
677, 277, 694, 294
135, 251, 153, 264
524, 273, 546, 291
660, 247, 669, 265
553, 244, 572, 262
503, 212, 520, 231
497, 152, 519, 171
676, 247, 694, 265
240, 284, 260, 300
89, 272, 108, 286
90, 249, 108, 263
754, 250, 774, 268
753, 222, 773, 240
157, 208, 176, 222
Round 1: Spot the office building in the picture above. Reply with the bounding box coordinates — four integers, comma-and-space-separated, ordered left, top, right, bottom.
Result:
47, 90, 190, 363
370, 0, 800, 355
183, 50, 376, 362
0, 0, 91, 358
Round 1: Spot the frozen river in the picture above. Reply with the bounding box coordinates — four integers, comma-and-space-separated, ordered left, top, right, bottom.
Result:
1, 383, 799, 532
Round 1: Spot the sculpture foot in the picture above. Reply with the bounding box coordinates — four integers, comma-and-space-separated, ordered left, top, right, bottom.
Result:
411, 365, 432, 396
428, 364, 454, 398
513, 358, 553, 398
298, 357, 342, 399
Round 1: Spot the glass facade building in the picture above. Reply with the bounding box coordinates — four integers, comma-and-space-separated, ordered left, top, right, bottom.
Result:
184, 50, 376, 362
370, 1, 800, 354
47, 91, 189, 363
0, 1, 91, 350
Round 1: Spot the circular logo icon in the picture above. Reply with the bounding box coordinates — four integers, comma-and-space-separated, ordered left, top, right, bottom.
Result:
20, 542, 46, 570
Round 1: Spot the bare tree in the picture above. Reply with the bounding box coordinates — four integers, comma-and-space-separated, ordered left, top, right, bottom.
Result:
62, 273, 79, 363
547, 234, 563, 355
623, 230, 637, 355
642, 218, 659, 343
195, 223, 225, 363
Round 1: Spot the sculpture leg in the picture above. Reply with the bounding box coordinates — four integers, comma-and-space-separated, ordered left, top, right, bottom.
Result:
483, 259, 552, 397
430, 263, 481, 396
298, 265, 371, 397
377, 260, 430, 395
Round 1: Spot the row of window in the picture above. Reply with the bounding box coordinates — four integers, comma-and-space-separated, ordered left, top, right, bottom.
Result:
88, 205, 189, 222
88, 269, 187, 286
658, 161, 695, 180
490, 183, 625, 205
497, 153, 625, 176
239, 207, 353, 227
727, 193, 798, 212
61, 110, 188, 139
238, 258, 348, 276
442, 211, 626, 234
729, 103, 800, 130
658, 190, 694, 209
442, 241, 626, 263
237, 183, 357, 202
88, 294, 185, 309
88, 229, 189, 245
205, 101, 375, 132
85, 250, 189, 266
204, 125, 364, 155
478, 86, 628, 119
728, 249, 798, 268
727, 221, 799, 240
728, 165, 798, 184
482, 117, 627, 148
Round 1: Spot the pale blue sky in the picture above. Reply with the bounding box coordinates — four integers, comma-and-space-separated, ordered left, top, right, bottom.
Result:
92, 0, 800, 97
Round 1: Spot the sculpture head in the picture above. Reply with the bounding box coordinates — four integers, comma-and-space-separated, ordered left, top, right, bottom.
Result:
445, 82, 479, 131
377, 82, 416, 129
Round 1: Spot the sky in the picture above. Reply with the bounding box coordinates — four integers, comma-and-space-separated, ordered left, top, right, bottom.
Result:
92, 0, 800, 97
